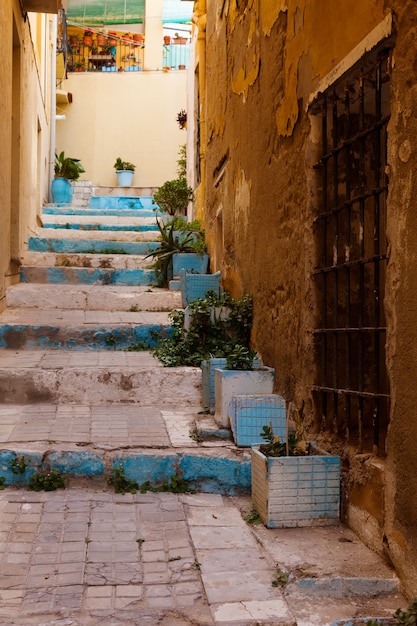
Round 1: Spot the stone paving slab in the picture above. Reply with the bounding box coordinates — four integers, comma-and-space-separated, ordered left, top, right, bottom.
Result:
0, 490, 296, 625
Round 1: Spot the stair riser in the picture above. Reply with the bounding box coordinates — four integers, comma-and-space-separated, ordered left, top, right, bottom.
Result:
23, 252, 151, 270
43, 208, 157, 217
20, 267, 156, 286
28, 237, 159, 254
41, 223, 159, 232
0, 366, 201, 405
0, 450, 251, 496
0, 324, 170, 350
6, 287, 181, 311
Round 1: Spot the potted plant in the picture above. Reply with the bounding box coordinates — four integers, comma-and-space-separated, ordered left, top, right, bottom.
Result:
176, 110, 187, 129
145, 219, 207, 287
83, 29, 94, 47
163, 35, 171, 45
173, 33, 187, 45
214, 346, 275, 428
51, 151, 85, 205
251, 420, 341, 528
152, 178, 194, 216
114, 157, 135, 186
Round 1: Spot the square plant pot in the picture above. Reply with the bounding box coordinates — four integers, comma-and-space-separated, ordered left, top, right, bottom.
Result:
214, 366, 275, 428
180, 269, 221, 306
172, 253, 209, 278
251, 447, 341, 528
201, 357, 262, 414
230, 394, 286, 447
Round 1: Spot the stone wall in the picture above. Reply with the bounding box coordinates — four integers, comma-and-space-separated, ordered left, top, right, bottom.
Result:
200, 0, 417, 597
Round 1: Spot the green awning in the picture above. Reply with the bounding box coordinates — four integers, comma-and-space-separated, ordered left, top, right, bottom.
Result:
66, 0, 145, 26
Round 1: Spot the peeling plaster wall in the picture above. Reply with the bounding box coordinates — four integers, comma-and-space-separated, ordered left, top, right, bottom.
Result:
202, 0, 417, 596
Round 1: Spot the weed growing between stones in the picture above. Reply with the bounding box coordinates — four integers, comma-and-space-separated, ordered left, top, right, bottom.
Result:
108, 465, 139, 494
29, 469, 66, 492
140, 472, 195, 494
272, 568, 290, 587
9, 455, 28, 475
0, 478, 6, 490
243, 508, 262, 525
366, 597, 417, 625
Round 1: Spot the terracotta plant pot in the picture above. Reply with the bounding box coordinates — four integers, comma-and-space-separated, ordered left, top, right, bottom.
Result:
133, 34, 143, 44
97, 34, 107, 46
163, 36, 171, 45
83, 35, 93, 47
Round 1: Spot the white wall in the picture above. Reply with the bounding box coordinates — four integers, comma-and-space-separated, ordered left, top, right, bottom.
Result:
56, 70, 188, 187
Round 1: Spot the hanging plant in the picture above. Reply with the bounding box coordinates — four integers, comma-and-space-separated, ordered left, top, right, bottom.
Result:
176, 110, 187, 130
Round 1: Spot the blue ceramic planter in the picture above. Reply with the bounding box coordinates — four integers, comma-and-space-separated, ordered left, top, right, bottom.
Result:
51, 177, 73, 205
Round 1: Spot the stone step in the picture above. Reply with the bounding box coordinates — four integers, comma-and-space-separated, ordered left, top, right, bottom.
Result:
20, 265, 156, 285
0, 350, 201, 405
43, 206, 158, 217
89, 195, 155, 210
0, 309, 171, 350
6, 283, 181, 311
40, 219, 159, 233
23, 251, 152, 270
29, 235, 160, 252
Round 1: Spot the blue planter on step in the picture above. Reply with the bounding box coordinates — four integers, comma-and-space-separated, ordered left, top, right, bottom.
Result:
51, 177, 73, 205
116, 170, 134, 186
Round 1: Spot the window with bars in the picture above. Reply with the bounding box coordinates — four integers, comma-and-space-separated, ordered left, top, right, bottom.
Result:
312, 46, 392, 454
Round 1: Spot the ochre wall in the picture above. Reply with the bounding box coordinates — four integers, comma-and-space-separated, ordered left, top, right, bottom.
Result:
200, 0, 417, 597
0, 2, 52, 312
56, 71, 188, 188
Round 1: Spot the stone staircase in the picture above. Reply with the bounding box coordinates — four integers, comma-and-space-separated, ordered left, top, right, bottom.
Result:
0, 189, 407, 624
0, 190, 250, 492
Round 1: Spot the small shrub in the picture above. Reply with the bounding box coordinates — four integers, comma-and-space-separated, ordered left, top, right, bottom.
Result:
29, 469, 65, 492
108, 465, 138, 494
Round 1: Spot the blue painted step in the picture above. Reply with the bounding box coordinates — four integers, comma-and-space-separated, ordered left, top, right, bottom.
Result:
0, 449, 251, 495
43, 207, 157, 217
28, 237, 159, 255
20, 266, 156, 285
0, 323, 171, 350
89, 196, 155, 210
41, 223, 159, 232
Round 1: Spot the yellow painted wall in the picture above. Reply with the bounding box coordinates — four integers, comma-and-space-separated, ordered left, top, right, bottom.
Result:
0, 1, 52, 311
56, 71, 188, 187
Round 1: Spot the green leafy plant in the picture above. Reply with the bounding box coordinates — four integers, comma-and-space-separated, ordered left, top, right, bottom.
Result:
243, 508, 262, 525
259, 420, 306, 457
9, 455, 27, 475
145, 219, 206, 287
114, 157, 136, 171
272, 568, 290, 587
395, 598, 417, 624
139, 472, 194, 494
225, 345, 258, 370
177, 144, 187, 178
29, 469, 66, 491
153, 178, 194, 216
54, 151, 85, 181
0, 477, 6, 490
108, 464, 138, 494
154, 291, 253, 367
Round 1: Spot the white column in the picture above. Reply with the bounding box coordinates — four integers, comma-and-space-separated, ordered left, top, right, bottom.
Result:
144, 0, 164, 70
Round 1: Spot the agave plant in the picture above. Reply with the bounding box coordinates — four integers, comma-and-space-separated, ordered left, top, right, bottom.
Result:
145, 219, 204, 287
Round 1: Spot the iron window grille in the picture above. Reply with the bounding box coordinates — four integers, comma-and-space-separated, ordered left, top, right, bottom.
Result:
311, 45, 393, 454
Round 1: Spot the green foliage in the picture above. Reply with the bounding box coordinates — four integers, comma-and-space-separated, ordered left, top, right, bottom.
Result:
177, 144, 187, 177
139, 473, 194, 494
29, 469, 66, 492
272, 568, 290, 587
154, 290, 253, 367
0, 477, 5, 490
153, 178, 194, 216
108, 464, 138, 494
54, 151, 85, 181
243, 508, 262, 525
259, 423, 300, 458
225, 345, 258, 370
114, 157, 135, 171
395, 598, 417, 624
9, 456, 27, 475
145, 219, 206, 287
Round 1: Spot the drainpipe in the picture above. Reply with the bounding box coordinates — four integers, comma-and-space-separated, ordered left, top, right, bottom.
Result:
48, 14, 57, 202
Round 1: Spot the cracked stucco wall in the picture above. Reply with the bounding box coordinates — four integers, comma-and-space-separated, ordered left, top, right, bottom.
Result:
200, 0, 417, 597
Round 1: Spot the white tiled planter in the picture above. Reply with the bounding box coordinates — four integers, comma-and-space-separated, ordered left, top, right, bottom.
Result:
230, 394, 286, 446
214, 366, 275, 428
201, 357, 262, 414
251, 447, 341, 528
